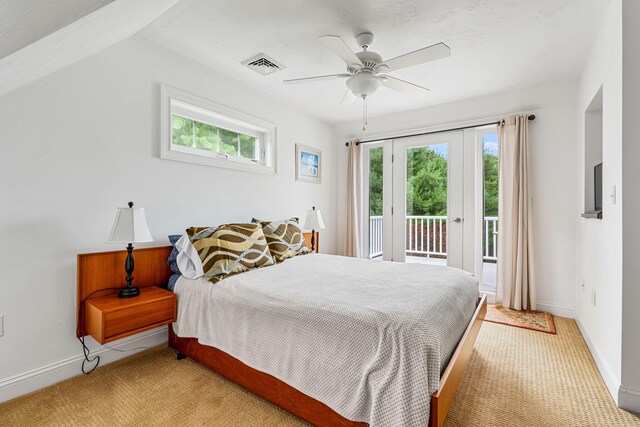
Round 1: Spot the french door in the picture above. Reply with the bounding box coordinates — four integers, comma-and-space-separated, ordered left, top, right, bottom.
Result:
363, 131, 465, 268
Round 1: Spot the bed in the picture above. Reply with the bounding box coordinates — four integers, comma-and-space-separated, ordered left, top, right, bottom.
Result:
77, 241, 486, 427
170, 252, 484, 427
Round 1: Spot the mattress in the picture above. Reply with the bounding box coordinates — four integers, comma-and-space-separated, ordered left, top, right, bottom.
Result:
173, 254, 479, 427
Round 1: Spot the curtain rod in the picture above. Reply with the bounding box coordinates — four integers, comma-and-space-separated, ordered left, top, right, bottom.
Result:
344, 114, 536, 146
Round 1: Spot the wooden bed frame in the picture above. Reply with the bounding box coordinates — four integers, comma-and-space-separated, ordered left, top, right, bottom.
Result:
77, 231, 486, 427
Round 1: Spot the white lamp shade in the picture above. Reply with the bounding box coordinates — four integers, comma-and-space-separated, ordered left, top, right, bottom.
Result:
107, 206, 153, 244
304, 208, 326, 230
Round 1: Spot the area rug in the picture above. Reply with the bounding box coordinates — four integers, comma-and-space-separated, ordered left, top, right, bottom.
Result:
485, 304, 556, 334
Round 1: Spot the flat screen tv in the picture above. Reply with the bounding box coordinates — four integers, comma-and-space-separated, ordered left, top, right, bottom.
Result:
594, 163, 603, 211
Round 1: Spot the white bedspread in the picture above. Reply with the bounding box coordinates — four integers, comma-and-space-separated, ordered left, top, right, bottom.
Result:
173, 254, 479, 427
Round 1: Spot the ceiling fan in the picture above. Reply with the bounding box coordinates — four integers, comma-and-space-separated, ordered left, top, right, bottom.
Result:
283, 32, 451, 130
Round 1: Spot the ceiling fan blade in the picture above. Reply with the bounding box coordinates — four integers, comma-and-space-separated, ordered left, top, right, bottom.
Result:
339, 89, 357, 106
319, 35, 364, 67
383, 42, 451, 71
283, 74, 350, 84
382, 75, 430, 95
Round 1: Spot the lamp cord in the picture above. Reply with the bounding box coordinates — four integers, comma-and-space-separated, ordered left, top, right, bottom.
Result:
76, 288, 119, 374
76, 287, 160, 374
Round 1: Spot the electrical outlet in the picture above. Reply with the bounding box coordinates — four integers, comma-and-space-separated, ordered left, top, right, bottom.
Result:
0, 315, 3, 338
591, 289, 597, 306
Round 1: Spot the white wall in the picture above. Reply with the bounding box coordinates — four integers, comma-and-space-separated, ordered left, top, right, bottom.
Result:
334, 80, 579, 318
0, 37, 339, 401
574, 0, 623, 403
620, 0, 640, 412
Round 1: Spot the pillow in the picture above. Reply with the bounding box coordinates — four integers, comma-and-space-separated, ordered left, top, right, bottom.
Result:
167, 235, 182, 274
187, 223, 274, 283
167, 273, 181, 292
175, 234, 204, 279
257, 218, 310, 263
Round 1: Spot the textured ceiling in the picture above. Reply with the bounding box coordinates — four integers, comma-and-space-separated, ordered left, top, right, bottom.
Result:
138, 0, 608, 124
0, 0, 115, 59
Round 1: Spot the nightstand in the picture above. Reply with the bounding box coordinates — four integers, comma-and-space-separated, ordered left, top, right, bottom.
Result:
85, 287, 176, 344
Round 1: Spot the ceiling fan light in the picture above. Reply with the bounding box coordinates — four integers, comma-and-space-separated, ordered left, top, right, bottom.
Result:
346, 73, 382, 98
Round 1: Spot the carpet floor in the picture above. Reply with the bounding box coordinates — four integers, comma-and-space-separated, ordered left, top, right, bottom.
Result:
1, 317, 638, 427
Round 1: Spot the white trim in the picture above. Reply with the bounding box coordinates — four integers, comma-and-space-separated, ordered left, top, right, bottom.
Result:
575, 316, 620, 404
160, 85, 277, 175
618, 385, 640, 413
479, 289, 496, 304
0, 326, 168, 404
535, 302, 575, 319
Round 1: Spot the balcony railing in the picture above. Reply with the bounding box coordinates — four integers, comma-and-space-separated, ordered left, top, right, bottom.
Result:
368, 215, 498, 261
369, 216, 384, 258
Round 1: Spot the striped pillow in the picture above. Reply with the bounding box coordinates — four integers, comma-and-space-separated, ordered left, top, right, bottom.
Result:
258, 218, 311, 263
186, 223, 274, 283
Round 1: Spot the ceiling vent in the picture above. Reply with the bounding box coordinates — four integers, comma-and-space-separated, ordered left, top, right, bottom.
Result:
242, 53, 285, 76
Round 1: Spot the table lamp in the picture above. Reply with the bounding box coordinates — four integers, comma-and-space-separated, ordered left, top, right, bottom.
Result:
107, 202, 153, 298
304, 206, 325, 253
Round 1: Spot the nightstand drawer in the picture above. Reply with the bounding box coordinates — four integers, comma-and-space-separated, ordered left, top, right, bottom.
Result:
105, 298, 175, 340
85, 287, 177, 344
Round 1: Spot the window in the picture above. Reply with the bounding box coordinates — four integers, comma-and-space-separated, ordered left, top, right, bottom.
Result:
160, 86, 276, 174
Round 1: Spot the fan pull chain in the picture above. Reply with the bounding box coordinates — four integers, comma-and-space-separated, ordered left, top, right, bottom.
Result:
362, 96, 368, 131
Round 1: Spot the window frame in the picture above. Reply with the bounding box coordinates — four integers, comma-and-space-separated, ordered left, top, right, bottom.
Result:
160, 85, 277, 174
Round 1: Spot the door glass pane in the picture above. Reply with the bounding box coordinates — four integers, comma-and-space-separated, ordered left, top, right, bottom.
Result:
483, 132, 499, 287
406, 144, 448, 265
368, 147, 384, 259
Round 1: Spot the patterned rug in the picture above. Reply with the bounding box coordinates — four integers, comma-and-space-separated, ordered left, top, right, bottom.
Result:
485, 304, 556, 334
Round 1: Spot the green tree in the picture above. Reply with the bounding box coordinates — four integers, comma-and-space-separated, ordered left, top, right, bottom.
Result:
483, 150, 499, 216
406, 147, 448, 216
367, 145, 499, 218
369, 147, 384, 216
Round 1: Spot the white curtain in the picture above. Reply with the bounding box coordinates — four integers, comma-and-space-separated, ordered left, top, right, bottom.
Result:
496, 115, 536, 310
345, 139, 362, 258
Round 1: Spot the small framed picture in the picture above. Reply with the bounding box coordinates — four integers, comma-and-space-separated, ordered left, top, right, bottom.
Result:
295, 144, 321, 183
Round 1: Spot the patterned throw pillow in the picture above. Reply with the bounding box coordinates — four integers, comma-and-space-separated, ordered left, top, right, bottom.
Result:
167, 234, 182, 274
258, 218, 311, 263
186, 223, 274, 283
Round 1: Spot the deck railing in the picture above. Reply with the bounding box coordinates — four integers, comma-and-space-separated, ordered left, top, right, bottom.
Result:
369, 216, 384, 258
368, 215, 498, 261
483, 216, 498, 261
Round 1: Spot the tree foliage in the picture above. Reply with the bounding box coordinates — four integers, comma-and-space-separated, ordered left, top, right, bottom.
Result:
406, 147, 448, 216
368, 145, 499, 217
171, 115, 256, 159
368, 148, 384, 216
483, 150, 499, 216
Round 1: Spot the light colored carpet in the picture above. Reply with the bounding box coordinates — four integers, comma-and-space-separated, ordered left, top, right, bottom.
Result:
1, 317, 638, 426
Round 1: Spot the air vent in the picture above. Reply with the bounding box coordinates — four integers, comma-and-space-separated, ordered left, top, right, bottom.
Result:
242, 53, 285, 76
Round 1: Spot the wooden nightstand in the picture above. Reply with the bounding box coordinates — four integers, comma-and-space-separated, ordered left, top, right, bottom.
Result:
85, 287, 176, 344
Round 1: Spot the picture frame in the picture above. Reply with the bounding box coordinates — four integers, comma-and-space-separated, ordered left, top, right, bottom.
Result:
295, 144, 321, 183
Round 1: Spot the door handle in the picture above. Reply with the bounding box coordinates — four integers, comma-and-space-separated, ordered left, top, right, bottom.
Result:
453, 217, 463, 223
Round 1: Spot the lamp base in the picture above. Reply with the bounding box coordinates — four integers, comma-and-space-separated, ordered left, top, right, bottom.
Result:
118, 286, 140, 298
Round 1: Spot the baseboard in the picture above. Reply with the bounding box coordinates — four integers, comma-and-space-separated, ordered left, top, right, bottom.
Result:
619, 385, 640, 413
0, 326, 168, 404
482, 296, 574, 318
536, 302, 575, 318
479, 289, 495, 304
575, 316, 620, 404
